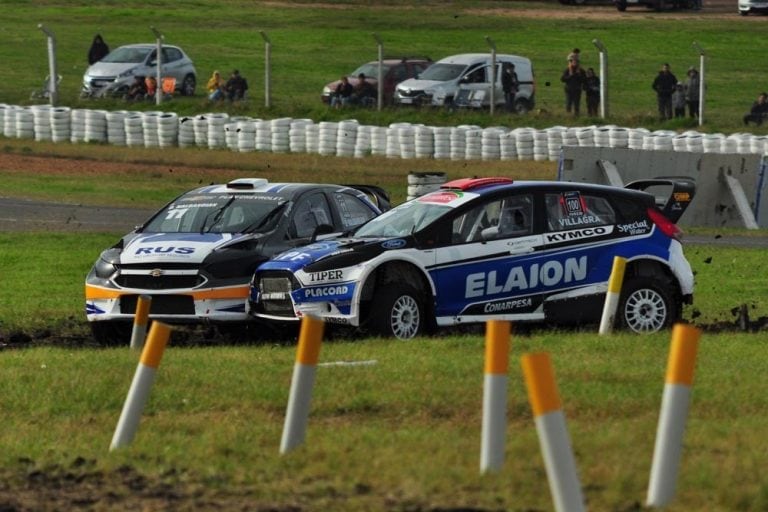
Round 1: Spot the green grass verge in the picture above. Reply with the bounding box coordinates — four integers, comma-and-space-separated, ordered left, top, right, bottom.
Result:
2, 1, 768, 134
1, 332, 767, 510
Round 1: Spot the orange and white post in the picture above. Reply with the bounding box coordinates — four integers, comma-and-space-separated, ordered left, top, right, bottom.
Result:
522, 352, 586, 512
110, 321, 171, 451
599, 256, 627, 335
480, 320, 511, 473
646, 323, 701, 508
130, 294, 152, 350
280, 315, 325, 454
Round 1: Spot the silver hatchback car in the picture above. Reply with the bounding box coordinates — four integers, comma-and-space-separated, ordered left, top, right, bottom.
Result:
81, 43, 197, 98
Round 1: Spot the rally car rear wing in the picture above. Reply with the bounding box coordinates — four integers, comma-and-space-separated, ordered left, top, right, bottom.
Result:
344, 184, 392, 212
624, 176, 696, 224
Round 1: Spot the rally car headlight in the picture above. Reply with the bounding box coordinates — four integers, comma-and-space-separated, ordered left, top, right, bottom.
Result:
93, 258, 117, 279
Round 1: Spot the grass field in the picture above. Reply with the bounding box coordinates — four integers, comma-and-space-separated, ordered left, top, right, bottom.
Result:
1, 2, 768, 509
2, 1, 767, 133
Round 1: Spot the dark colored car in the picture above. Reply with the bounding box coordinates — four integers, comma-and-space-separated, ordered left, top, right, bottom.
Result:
321, 58, 432, 105
249, 177, 695, 339
85, 178, 389, 344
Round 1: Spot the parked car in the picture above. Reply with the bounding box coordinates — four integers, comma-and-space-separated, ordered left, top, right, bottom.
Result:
249, 177, 695, 339
394, 53, 535, 113
321, 57, 433, 105
81, 44, 197, 98
614, 0, 695, 10
85, 178, 389, 344
738, 0, 768, 15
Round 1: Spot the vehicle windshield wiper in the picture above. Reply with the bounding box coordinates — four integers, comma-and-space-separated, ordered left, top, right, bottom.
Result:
241, 201, 288, 233
200, 196, 236, 234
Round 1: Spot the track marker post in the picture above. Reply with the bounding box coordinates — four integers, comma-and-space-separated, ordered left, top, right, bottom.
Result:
280, 315, 325, 454
522, 352, 586, 512
130, 294, 152, 350
599, 256, 627, 335
110, 321, 172, 451
646, 323, 701, 508
480, 320, 511, 473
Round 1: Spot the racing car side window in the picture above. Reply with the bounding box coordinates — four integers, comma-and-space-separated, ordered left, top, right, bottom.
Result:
332, 192, 378, 230
290, 193, 334, 239
545, 192, 616, 232
452, 194, 533, 243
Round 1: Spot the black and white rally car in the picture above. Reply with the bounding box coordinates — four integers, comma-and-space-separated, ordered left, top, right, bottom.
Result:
249, 177, 695, 339
85, 178, 388, 344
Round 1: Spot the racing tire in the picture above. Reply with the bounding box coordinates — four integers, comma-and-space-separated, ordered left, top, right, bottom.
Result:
618, 277, 677, 333
181, 74, 196, 96
90, 321, 133, 346
369, 283, 425, 340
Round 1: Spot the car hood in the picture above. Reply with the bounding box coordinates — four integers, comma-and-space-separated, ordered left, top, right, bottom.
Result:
260, 237, 400, 273
85, 62, 141, 77
120, 232, 257, 265
396, 78, 446, 92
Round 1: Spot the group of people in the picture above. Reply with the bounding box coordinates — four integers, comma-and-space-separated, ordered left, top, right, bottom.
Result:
329, 73, 376, 108
560, 48, 601, 117
206, 69, 248, 102
652, 63, 701, 120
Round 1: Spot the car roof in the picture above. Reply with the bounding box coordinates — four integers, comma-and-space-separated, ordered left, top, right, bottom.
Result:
435, 53, 529, 65
440, 177, 652, 200
183, 179, 353, 199
115, 43, 183, 50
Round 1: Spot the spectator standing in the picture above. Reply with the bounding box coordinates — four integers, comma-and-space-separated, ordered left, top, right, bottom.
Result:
501, 62, 519, 113
225, 69, 248, 101
561, 56, 586, 116
743, 92, 768, 126
672, 83, 686, 118
567, 48, 581, 67
684, 66, 700, 118
207, 70, 225, 101
652, 63, 678, 121
330, 76, 353, 108
584, 67, 600, 117
88, 34, 109, 65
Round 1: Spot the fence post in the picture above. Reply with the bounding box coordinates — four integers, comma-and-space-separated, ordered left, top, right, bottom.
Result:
599, 256, 627, 335
646, 323, 701, 508
280, 315, 325, 454
522, 352, 586, 512
110, 322, 172, 450
480, 320, 511, 473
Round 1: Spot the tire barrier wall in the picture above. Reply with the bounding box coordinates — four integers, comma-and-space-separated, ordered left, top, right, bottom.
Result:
559, 146, 767, 228
3, 103, 768, 165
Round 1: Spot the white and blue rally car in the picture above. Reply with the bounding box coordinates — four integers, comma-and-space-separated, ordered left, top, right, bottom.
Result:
249, 177, 695, 338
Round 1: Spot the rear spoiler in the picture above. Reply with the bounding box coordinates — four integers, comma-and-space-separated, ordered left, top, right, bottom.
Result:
344, 184, 392, 212
624, 176, 696, 224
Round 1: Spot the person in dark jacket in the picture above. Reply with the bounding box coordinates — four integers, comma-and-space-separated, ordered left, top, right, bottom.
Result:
501, 62, 519, 113
88, 34, 109, 65
684, 66, 700, 118
583, 67, 600, 117
225, 69, 248, 101
330, 76, 354, 108
561, 57, 586, 116
652, 63, 678, 121
743, 92, 768, 126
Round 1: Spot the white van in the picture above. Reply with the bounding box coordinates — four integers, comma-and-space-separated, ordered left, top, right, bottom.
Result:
394, 53, 535, 113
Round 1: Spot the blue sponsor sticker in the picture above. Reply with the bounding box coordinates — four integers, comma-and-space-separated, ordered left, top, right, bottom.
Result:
381, 239, 406, 250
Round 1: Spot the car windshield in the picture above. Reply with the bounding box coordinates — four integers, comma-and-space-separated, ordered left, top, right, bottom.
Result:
351, 63, 391, 77
418, 63, 466, 81
101, 47, 152, 64
354, 200, 449, 238
142, 194, 286, 234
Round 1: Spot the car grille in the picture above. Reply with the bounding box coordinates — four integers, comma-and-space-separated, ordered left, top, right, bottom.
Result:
114, 274, 204, 290
88, 78, 115, 88
398, 89, 423, 98
120, 294, 195, 315
255, 272, 296, 317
